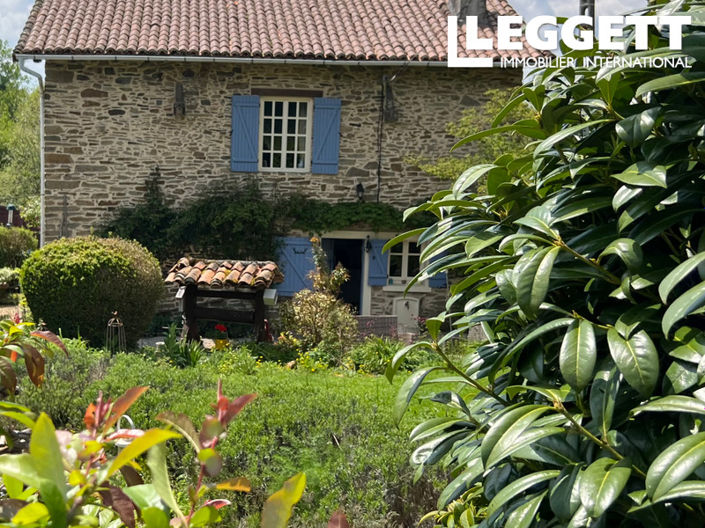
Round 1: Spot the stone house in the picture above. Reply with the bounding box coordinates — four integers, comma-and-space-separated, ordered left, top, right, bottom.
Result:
14, 0, 536, 329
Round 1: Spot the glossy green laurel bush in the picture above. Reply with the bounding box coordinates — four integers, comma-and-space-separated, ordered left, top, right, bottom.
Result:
388, 1, 705, 526
19, 236, 163, 347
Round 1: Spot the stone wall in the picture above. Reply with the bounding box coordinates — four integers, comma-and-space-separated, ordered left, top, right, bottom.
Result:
369, 286, 448, 321
42, 61, 521, 241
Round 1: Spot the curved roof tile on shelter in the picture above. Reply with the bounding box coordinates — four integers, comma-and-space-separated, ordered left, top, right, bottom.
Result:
165, 258, 284, 290
15, 0, 543, 62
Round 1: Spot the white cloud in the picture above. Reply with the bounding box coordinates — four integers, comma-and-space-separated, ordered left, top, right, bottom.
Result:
0, 0, 33, 47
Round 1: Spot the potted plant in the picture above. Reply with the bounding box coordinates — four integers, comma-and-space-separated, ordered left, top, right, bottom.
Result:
213, 323, 229, 350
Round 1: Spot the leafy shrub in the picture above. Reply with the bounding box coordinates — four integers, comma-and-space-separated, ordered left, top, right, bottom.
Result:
100, 179, 433, 265
215, 345, 260, 375
5, 380, 308, 528
389, 4, 705, 526
19, 351, 444, 527
19, 236, 164, 347
18, 338, 109, 429
347, 336, 436, 374
158, 323, 207, 368
0, 226, 36, 267
280, 238, 358, 365
0, 267, 18, 304
247, 341, 298, 364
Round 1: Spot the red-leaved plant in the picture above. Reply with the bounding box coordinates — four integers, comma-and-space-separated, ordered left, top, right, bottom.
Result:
0, 382, 313, 528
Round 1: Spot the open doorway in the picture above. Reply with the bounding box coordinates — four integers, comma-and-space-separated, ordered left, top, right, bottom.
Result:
324, 238, 363, 313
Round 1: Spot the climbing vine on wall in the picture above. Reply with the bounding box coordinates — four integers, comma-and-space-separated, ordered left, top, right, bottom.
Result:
99, 180, 432, 264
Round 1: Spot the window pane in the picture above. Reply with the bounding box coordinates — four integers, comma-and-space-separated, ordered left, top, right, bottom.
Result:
390, 243, 403, 255
298, 120, 306, 134
273, 136, 282, 150
263, 119, 271, 133
408, 255, 420, 276
300, 102, 307, 117
288, 101, 297, 115
297, 154, 305, 168
275, 101, 283, 116
297, 137, 306, 150
263, 136, 271, 150
287, 119, 296, 134
409, 242, 420, 254
389, 255, 403, 277
273, 153, 281, 167
262, 152, 270, 167
287, 137, 295, 150
264, 101, 272, 115
286, 153, 295, 168
274, 119, 282, 134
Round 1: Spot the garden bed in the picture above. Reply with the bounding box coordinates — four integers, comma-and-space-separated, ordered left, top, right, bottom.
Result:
16, 339, 449, 527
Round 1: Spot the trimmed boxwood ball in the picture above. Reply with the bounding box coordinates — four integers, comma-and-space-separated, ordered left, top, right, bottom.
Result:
20, 236, 164, 347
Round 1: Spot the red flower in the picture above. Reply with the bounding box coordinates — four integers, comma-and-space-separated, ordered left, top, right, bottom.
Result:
215, 324, 227, 333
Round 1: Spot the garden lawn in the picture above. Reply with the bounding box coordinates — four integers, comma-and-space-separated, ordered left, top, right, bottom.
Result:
18, 340, 449, 528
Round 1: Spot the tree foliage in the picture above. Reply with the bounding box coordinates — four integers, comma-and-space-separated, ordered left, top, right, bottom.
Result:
389, 1, 705, 526
407, 87, 532, 181
0, 41, 39, 219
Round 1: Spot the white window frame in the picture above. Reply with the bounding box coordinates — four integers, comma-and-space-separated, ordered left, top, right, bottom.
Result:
387, 240, 422, 284
258, 96, 313, 173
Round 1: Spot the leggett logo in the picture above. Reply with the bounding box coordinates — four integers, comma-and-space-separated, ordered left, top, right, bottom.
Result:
448, 15, 693, 68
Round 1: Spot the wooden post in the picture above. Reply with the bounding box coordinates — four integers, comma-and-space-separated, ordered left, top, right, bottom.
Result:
254, 290, 266, 342
181, 285, 200, 341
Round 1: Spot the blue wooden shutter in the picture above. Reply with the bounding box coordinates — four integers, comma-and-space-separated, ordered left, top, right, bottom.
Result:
231, 95, 260, 172
368, 239, 388, 286
276, 237, 314, 296
311, 98, 341, 174
428, 252, 448, 288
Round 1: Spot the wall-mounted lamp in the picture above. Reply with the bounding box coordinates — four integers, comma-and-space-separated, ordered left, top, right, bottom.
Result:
356, 182, 365, 202
365, 235, 372, 253
174, 83, 186, 116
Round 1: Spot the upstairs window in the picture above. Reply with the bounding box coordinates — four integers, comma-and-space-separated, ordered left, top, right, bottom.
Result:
231, 95, 340, 174
260, 98, 312, 171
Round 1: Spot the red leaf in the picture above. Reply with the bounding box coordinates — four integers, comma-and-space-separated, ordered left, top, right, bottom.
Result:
119, 466, 144, 487
328, 510, 350, 528
9, 351, 17, 363
222, 394, 257, 425
203, 499, 230, 510
105, 429, 145, 441
104, 386, 149, 430
23, 346, 45, 387
30, 330, 67, 355
84, 403, 97, 429
99, 487, 136, 528
0, 358, 17, 396
199, 417, 223, 448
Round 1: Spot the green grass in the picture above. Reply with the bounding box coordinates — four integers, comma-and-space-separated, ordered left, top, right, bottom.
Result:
18, 340, 451, 527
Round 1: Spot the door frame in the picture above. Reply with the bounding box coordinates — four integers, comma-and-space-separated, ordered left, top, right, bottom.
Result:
322, 230, 399, 316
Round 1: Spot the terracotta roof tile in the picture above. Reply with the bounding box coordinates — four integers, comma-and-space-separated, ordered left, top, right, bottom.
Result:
165, 258, 283, 290
16, 0, 543, 61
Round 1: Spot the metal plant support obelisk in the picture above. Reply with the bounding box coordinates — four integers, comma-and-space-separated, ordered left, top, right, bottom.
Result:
106, 311, 126, 353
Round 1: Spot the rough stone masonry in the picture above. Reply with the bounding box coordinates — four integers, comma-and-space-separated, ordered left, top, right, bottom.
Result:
42, 60, 520, 241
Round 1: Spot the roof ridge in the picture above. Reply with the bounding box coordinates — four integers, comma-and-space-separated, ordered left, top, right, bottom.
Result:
13, 0, 544, 62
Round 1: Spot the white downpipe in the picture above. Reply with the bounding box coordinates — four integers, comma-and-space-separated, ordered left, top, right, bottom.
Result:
17, 58, 45, 246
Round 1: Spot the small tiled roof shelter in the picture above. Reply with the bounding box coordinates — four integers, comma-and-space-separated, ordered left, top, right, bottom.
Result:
165, 258, 283, 342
